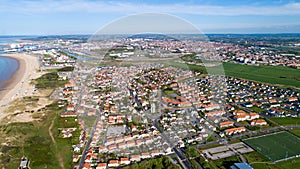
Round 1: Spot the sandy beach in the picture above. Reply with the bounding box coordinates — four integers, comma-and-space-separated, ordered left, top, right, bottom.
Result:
0, 53, 41, 120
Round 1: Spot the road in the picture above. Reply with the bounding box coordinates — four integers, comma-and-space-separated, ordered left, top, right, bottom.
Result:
78, 114, 100, 169
76, 67, 103, 169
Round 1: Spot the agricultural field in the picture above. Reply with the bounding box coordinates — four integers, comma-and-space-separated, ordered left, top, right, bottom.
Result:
243, 131, 300, 162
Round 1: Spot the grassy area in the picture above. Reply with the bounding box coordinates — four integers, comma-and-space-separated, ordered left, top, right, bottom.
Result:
0, 101, 77, 169
243, 131, 300, 161
80, 115, 97, 129
244, 151, 300, 169
122, 156, 180, 169
276, 157, 300, 169
0, 102, 62, 168
250, 106, 265, 113
34, 72, 68, 89
197, 157, 216, 169
205, 135, 216, 142
211, 155, 242, 169
289, 129, 300, 137
270, 117, 300, 125
164, 61, 300, 88
185, 146, 200, 158
208, 62, 300, 88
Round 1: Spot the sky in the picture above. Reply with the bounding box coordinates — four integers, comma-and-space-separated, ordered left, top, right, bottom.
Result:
1, 0, 300, 35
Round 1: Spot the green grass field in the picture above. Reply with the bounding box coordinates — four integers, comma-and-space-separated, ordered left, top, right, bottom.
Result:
207, 62, 300, 88
270, 117, 300, 125
165, 61, 300, 88
243, 131, 300, 162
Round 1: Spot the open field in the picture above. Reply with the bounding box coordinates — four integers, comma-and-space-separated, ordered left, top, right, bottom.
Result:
163, 61, 300, 88
208, 62, 300, 88
243, 131, 300, 162
270, 117, 300, 125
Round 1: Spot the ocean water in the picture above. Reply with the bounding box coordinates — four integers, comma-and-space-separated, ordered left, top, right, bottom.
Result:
0, 56, 19, 88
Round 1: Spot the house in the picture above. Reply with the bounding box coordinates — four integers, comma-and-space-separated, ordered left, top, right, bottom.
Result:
118, 142, 126, 149
141, 152, 151, 159
67, 104, 75, 111
219, 121, 234, 128
205, 110, 226, 117
136, 139, 143, 146
233, 110, 247, 116
60, 111, 77, 118
235, 114, 250, 122
251, 119, 267, 126
151, 149, 162, 157
19, 157, 30, 169
127, 140, 135, 147
98, 145, 107, 152
119, 158, 130, 165
249, 113, 259, 120
73, 145, 81, 153
115, 136, 124, 143
96, 163, 107, 169
288, 97, 298, 102
82, 163, 91, 169
105, 138, 115, 146
108, 144, 117, 151
72, 155, 80, 163
130, 154, 141, 162
225, 127, 246, 135
108, 160, 119, 167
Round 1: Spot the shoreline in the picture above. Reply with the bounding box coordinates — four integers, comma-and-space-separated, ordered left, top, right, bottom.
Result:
0, 53, 40, 120
0, 55, 22, 95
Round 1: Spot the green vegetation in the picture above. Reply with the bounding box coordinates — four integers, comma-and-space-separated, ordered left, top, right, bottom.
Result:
208, 62, 300, 88
244, 151, 300, 169
180, 53, 202, 63
275, 157, 300, 169
185, 146, 200, 158
289, 129, 300, 137
58, 66, 75, 72
163, 61, 207, 73
34, 72, 67, 89
270, 117, 300, 125
165, 61, 300, 88
250, 106, 265, 113
80, 115, 97, 129
0, 102, 74, 169
243, 131, 300, 161
212, 155, 242, 169
123, 156, 180, 169
197, 157, 216, 169
205, 135, 216, 142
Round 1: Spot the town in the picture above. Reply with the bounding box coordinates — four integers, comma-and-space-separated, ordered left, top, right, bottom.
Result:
1, 34, 300, 169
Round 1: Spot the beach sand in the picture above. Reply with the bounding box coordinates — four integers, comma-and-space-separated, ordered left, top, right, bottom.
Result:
0, 53, 41, 121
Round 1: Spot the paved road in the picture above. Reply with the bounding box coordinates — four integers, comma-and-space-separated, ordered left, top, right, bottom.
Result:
78, 115, 100, 169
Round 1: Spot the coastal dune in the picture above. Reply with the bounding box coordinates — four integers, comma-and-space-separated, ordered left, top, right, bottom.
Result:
0, 53, 40, 120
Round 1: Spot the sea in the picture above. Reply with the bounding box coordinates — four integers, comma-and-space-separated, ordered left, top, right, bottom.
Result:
0, 36, 22, 89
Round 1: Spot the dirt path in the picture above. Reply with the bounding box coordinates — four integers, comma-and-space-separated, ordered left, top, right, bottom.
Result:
49, 116, 66, 169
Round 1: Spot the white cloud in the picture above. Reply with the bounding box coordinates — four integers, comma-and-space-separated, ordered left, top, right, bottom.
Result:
1, 0, 300, 16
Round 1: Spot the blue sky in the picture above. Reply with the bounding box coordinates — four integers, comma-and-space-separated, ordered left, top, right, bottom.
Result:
1, 0, 300, 35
